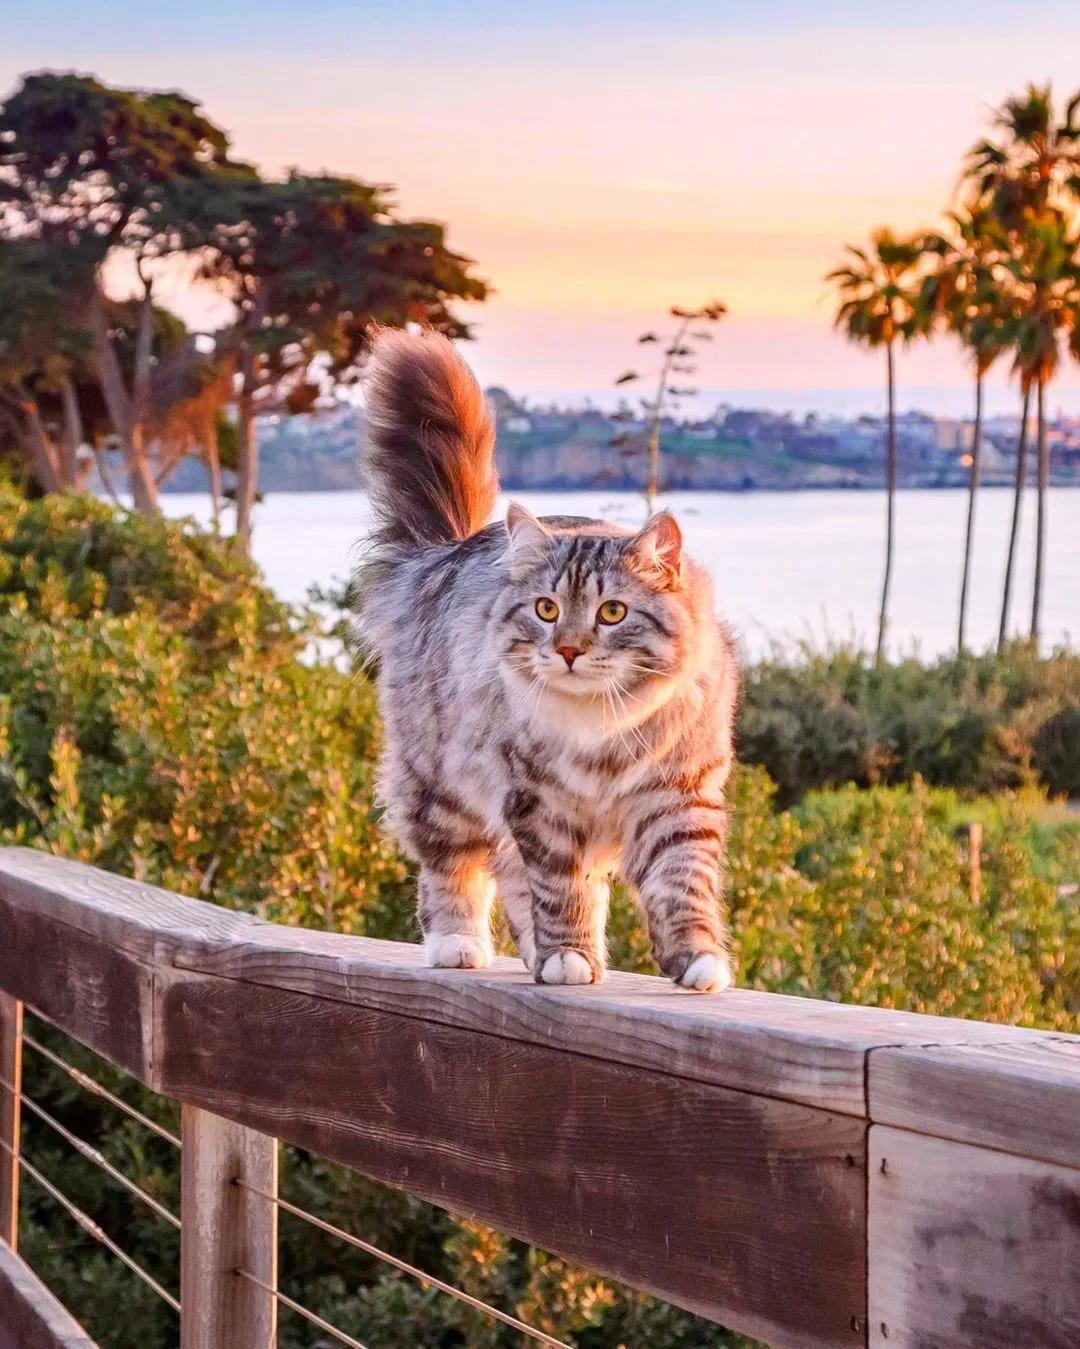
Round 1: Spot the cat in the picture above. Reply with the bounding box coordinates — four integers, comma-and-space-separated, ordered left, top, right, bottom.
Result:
356, 328, 739, 992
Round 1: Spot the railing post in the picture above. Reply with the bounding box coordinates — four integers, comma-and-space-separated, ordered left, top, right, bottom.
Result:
0, 992, 22, 1251
180, 1104, 278, 1349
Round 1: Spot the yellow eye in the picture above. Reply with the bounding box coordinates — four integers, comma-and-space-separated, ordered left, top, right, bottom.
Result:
597, 600, 628, 625
535, 597, 559, 622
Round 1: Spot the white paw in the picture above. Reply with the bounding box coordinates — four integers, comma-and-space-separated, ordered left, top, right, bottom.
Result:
538, 950, 598, 986
677, 952, 732, 993
425, 934, 493, 970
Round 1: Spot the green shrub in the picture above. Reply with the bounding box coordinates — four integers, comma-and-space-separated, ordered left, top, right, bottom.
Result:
1032, 705, 1080, 797
737, 641, 1080, 804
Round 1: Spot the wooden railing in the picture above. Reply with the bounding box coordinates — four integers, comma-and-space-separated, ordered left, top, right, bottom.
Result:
0, 843, 1078, 1349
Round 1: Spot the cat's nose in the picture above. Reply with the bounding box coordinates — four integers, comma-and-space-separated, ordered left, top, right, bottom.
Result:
556, 645, 584, 669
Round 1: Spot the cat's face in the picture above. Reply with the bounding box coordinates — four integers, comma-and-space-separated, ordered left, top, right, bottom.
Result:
492, 506, 696, 710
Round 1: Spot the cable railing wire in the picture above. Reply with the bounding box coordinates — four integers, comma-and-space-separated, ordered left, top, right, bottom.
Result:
235, 1267, 369, 1349
0, 1069, 180, 1230
0, 1135, 180, 1313
235, 1178, 574, 1349
22, 1026, 181, 1149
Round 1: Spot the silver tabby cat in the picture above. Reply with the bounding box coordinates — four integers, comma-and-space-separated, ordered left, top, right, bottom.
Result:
356, 329, 739, 992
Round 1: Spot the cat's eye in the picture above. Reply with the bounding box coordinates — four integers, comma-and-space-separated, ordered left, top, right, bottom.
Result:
597, 600, 628, 625
535, 597, 560, 622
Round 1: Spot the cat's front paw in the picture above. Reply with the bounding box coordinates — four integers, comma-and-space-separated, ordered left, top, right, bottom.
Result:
425, 934, 493, 970
674, 951, 733, 993
535, 948, 603, 986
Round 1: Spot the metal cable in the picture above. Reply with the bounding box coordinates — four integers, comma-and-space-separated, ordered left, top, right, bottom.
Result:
0, 1135, 181, 1313
234, 1268, 369, 1349
235, 1179, 573, 1349
0, 1070, 180, 1230
22, 1031, 181, 1149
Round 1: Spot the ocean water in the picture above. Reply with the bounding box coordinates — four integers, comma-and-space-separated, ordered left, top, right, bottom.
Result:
160, 488, 1079, 660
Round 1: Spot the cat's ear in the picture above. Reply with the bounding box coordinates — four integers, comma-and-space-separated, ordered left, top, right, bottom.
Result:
505, 502, 552, 578
626, 511, 683, 588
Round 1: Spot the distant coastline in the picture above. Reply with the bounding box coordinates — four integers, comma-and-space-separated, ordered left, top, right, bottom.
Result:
151, 395, 1080, 495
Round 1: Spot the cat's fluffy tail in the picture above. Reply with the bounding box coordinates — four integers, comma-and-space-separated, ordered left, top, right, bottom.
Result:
362, 328, 498, 553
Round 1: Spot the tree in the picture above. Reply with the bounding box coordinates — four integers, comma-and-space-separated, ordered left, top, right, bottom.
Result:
0, 71, 253, 511
194, 172, 488, 549
827, 230, 922, 663
964, 83, 1080, 648
966, 84, 1080, 230
997, 212, 1080, 645
613, 302, 726, 514
0, 238, 104, 494
920, 208, 1010, 654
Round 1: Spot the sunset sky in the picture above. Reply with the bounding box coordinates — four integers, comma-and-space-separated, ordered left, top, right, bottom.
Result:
6, 1, 1080, 413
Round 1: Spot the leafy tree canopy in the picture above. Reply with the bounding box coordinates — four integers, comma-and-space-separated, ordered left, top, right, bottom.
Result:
0, 70, 252, 258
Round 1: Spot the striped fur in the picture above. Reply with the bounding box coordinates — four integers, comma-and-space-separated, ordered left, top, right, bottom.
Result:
357, 330, 739, 991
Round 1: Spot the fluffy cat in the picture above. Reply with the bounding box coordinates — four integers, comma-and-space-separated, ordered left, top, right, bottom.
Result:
356, 329, 738, 991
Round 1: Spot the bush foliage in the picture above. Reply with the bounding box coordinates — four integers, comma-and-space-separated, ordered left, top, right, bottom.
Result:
3, 493, 1078, 1348
738, 641, 1080, 805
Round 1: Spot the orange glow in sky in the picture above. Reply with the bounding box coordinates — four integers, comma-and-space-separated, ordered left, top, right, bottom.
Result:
7, 3, 1080, 412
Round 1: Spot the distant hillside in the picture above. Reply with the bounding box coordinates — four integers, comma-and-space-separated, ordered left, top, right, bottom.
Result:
157, 395, 1080, 494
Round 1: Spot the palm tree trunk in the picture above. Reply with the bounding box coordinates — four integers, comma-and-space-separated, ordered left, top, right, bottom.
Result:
876, 341, 896, 664
957, 369, 983, 655
1029, 378, 1049, 645
997, 384, 1030, 651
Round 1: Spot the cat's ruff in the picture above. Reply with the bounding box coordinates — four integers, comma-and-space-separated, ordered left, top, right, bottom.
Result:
356, 329, 739, 993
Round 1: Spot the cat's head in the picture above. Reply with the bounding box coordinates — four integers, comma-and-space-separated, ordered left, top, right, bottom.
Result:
492, 505, 710, 711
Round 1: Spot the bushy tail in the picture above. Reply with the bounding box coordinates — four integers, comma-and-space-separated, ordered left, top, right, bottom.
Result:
361, 328, 498, 555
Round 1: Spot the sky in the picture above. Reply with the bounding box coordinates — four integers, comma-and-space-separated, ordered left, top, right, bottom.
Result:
5, 0, 1080, 415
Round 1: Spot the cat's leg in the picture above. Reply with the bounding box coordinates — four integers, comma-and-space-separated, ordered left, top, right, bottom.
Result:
418, 862, 495, 969
503, 789, 606, 985
624, 798, 732, 992
490, 841, 535, 971
395, 770, 495, 969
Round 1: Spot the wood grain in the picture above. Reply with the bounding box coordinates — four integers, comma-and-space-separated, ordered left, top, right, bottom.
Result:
180, 1106, 277, 1349
870, 1041, 1080, 1168
2, 846, 1070, 1118
0, 1237, 98, 1349
0, 894, 156, 1084
0, 997, 20, 1251
161, 969, 867, 1349
868, 1126, 1080, 1348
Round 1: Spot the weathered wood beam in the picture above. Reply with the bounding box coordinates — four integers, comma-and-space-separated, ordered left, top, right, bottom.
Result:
868, 1040, 1080, 1167
868, 1126, 1080, 1348
0, 1238, 98, 1349
161, 968, 867, 1349
0, 997, 21, 1251
0, 846, 1063, 1117
3, 846, 1080, 1349
180, 1106, 278, 1349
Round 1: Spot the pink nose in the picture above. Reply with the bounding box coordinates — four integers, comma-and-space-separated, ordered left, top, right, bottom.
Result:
556, 645, 583, 669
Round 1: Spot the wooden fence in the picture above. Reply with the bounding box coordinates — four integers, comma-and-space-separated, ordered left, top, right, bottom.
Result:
0, 844, 1078, 1348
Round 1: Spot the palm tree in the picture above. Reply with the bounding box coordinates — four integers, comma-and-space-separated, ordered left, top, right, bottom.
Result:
998, 211, 1080, 644
827, 229, 922, 663
966, 84, 1080, 230
965, 84, 1080, 648
920, 208, 1009, 653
